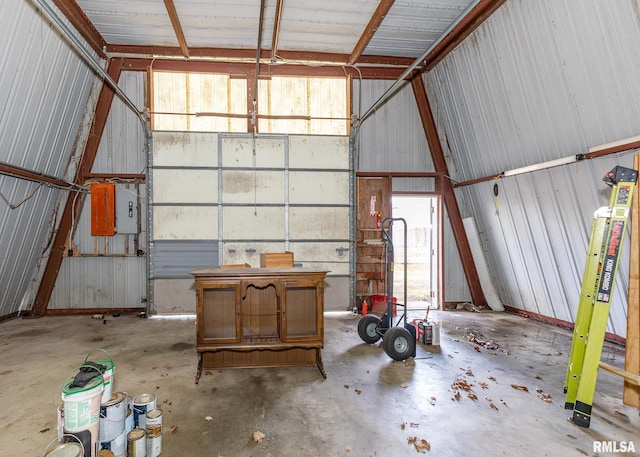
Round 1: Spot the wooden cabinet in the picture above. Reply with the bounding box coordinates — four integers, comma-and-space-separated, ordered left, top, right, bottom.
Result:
191, 267, 328, 383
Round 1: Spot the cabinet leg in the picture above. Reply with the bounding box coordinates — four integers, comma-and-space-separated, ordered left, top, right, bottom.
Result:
195, 353, 203, 384
316, 348, 327, 379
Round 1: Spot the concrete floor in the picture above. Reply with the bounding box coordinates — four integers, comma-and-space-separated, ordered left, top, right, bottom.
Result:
1, 310, 639, 457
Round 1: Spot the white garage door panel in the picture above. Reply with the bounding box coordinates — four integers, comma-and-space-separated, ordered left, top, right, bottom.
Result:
223, 207, 285, 239
154, 206, 218, 240
222, 242, 287, 267
153, 169, 218, 203
153, 132, 217, 167
289, 241, 350, 263
289, 136, 349, 169
289, 207, 350, 239
221, 136, 285, 168
289, 171, 349, 204
222, 170, 284, 204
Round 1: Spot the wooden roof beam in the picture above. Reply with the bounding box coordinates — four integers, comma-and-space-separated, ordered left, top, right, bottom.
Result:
349, 0, 395, 65
52, 0, 107, 59
163, 0, 190, 58
270, 0, 285, 62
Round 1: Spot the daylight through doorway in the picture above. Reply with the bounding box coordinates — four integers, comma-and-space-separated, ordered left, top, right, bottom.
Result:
391, 195, 438, 310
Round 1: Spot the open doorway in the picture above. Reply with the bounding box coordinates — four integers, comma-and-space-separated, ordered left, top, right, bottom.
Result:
391, 195, 438, 310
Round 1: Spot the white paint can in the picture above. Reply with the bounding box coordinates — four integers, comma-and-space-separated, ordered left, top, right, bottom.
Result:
126, 428, 146, 457
132, 393, 156, 430
100, 392, 127, 442
84, 349, 116, 404
145, 409, 162, 457
100, 428, 126, 457
61, 372, 103, 457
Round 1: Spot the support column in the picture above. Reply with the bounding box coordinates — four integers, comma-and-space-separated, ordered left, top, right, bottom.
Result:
411, 74, 486, 306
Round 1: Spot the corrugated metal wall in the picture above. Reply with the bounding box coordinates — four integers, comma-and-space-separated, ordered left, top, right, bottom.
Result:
49, 72, 147, 310
354, 79, 472, 303
426, 0, 640, 337
0, 0, 95, 317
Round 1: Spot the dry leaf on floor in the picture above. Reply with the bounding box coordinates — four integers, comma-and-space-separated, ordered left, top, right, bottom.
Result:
410, 422, 419, 428
534, 374, 542, 380
488, 376, 497, 382
510, 384, 529, 392
205, 416, 213, 421
355, 389, 362, 395
478, 381, 488, 389
169, 424, 179, 434
490, 402, 499, 410
344, 384, 349, 389
400, 383, 408, 388
452, 391, 461, 401
535, 388, 553, 403
401, 422, 406, 430
614, 410, 630, 423
345, 446, 352, 452
428, 396, 436, 405
467, 393, 478, 400
408, 436, 431, 453
252, 431, 266, 443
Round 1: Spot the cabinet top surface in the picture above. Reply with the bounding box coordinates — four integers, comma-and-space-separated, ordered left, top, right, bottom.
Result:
191, 267, 329, 279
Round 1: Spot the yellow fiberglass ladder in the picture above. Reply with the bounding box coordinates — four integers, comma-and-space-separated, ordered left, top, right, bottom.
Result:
564, 165, 638, 428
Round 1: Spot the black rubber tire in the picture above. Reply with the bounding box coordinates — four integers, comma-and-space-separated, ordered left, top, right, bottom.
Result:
382, 326, 415, 361
357, 314, 382, 344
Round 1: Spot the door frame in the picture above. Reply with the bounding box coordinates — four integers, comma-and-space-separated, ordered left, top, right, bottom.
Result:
354, 172, 445, 310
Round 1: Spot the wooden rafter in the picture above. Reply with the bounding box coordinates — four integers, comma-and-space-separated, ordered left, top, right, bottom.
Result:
31, 59, 124, 317
349, 0, 395, 65
270, 0, 285, 62
52, 0, 107, 59
163, 0, 190, 58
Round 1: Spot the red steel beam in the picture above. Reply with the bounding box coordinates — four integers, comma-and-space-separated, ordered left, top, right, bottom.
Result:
122, 58, 405, 80
349, 0, 395, 65
109, 44, 415, 68
31, 59, 124, 317
52, 0, 107, 59
0, 163, 75, 189
424, 0, 507, 72
411, 74, 486, 307
163, 0, 190, 58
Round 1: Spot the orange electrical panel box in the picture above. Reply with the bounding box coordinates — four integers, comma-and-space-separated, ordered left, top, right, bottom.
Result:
91, 183, 116, 236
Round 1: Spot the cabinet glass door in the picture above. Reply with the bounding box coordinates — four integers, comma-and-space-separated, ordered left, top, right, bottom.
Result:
202, 286, 239, 342
284, 284, 319, 340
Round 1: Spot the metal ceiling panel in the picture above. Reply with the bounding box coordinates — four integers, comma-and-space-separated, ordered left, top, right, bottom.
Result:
365, 0, 472, 57
77, 0, 178, 46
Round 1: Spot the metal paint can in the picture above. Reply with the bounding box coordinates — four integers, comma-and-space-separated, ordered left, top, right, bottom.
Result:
126, 428, 146, 457
100, 392, 127, 442
145, 409, 162, 457
124, 408, 134, 435
132, 393, 157, 430
57, 403, 65, 442
100, 428, 126, 457
43, 442, 84, 457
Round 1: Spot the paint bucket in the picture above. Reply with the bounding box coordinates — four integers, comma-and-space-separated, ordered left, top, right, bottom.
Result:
98, 451, 115, 457
43, 442, 84, 457
61, 366, 104, 457
145, 409, 162, 457
124, 409, 134, 436
100, 428, 126, 457
57, 404, 65, 442
126, 428, 146, 457
84, 349, 115, 404
99, 392, 127, 442
132, 393, 156, 430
